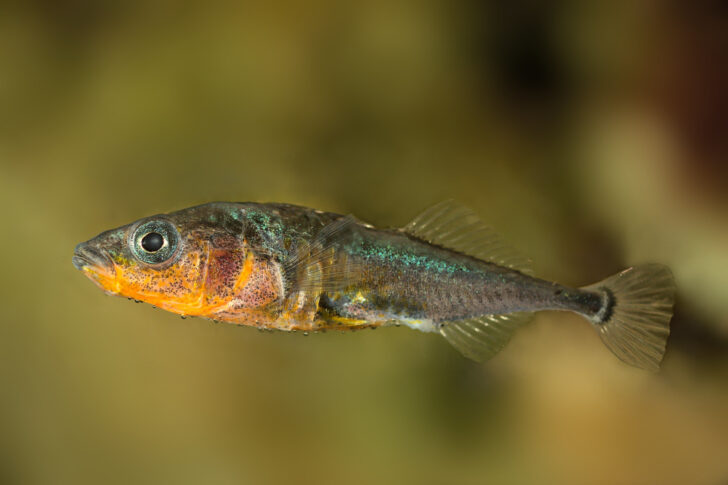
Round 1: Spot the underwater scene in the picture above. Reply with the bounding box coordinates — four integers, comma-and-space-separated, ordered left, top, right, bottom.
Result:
1, 1, 727, 484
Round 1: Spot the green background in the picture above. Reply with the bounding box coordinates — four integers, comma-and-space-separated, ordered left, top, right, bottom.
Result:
2, 1, 727, 484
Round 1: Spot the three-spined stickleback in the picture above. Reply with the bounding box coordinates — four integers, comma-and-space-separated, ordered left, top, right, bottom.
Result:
73, 201, 675, 370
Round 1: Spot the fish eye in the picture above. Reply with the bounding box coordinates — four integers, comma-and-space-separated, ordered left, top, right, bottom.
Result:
131, 219, 180, 265
141, 232, 164, 252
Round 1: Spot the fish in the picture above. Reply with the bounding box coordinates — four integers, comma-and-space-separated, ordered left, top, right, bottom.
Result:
73, 201, 676, 371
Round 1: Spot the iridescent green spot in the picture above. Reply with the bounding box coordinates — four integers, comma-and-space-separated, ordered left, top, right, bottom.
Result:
351, 241, 470, 274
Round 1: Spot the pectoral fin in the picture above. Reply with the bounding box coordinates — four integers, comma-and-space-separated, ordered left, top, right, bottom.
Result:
283, 215, 364, 297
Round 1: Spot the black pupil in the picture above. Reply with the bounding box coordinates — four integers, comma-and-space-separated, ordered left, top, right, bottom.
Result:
141, 232, 164, 252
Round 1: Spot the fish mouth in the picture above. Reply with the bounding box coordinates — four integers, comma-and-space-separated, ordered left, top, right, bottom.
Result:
73, 242, 116, 290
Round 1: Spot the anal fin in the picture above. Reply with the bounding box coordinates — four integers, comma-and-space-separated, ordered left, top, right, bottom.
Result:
440, 312, 533, 362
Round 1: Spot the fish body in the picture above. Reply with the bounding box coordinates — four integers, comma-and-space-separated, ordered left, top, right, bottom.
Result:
73, 201, 675, 370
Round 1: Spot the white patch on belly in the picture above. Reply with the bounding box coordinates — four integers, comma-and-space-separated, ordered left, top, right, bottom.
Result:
398, 318, 437, 333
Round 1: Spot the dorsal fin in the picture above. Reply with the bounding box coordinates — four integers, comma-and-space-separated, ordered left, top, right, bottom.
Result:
402, 200, 533, 275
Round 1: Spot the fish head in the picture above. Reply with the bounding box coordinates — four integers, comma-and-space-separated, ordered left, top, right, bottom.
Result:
72, 203, 250, 316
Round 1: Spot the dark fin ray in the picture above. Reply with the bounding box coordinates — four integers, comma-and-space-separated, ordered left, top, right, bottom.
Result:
440, 312, 534, 362
402, 200, 533, 275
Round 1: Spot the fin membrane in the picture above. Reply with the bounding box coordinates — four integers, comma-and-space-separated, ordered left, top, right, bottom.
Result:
440, 312, 533, 362
582, 264, 675, 372
403, 200, 533, 274
283, 215, 363, 295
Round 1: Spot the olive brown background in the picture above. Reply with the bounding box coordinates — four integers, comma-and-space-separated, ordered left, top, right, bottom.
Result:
2, 1, 727, 484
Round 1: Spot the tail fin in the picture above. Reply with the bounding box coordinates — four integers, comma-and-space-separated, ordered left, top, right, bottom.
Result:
582, 264, 676, 371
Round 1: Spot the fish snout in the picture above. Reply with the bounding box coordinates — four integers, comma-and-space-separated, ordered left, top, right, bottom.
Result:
73, 242, 114, 276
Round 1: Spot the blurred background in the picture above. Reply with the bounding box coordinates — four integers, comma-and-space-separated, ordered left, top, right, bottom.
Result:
1, 1, 727, 484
